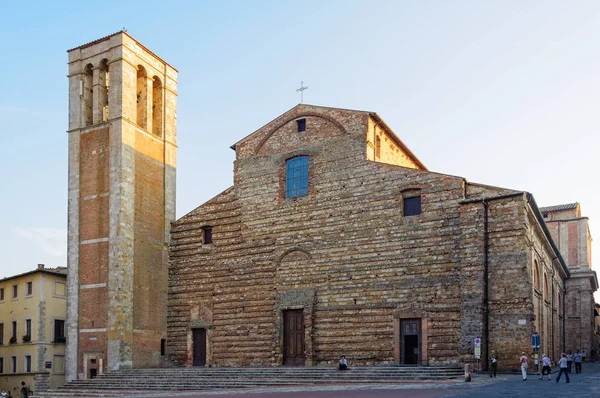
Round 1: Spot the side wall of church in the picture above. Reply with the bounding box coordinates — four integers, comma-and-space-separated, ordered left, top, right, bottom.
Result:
457, 195, 567, 369
565, 277, 597, 355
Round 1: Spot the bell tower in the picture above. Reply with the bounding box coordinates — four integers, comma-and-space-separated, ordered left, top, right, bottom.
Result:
65, 31, 177, 381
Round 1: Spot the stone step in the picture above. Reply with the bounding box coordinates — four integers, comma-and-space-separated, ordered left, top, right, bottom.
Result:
32, 366, 463, 398
91, 371, 463, 379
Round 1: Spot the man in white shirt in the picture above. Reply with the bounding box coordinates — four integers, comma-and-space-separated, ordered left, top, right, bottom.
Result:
556, 353, 570, 383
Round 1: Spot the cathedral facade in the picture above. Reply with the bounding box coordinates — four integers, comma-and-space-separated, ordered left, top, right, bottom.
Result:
167, 104, 578, 370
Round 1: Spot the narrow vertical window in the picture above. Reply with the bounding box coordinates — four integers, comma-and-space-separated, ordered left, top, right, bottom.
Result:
202, 227, 213, 245
152, 76, 163, 137
285, 156, 309, 198
375, 135, 381, 158
0, 287, 4, 301
11, 322, 17, 341
0, 323, 4, 344
26, 282, 32, 296
12, 285, 17, 299
160, 339, 166, 356
136, 65, 148, 129
25, 319, 31, 340
403, 196, 421, 216
11, 357, 16, 373
25, 355, 31, 373
297, 118, 306, 132
54, 320, 65, 343
0, 357, 4, 374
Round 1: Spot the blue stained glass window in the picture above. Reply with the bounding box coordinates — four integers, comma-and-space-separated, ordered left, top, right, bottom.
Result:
286, 156, 309, 198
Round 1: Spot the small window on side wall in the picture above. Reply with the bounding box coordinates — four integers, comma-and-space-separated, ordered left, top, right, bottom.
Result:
403, 196, 421, 217
297, 118, 306, 132
202, 226, 213, 245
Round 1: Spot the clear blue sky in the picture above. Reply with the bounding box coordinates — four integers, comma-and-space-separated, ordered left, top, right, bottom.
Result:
1, 1, 598, 300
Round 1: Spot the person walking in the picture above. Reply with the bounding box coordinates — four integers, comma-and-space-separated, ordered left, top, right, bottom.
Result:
540, 354, 552, 380
519, 352, 529, 381
489, 350, 498, 378
566, 350, 573, 373
574, 350, 582, 373
556, 353, 570, 383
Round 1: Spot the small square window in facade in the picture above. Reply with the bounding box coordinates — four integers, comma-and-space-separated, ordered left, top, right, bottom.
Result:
286, 156, 309, 198
297, 118, 306, 132
202, 227, 213, 245
26, 282, 32, 296
543, 213, 548, 219
12, 285, 17, 299
404, 196, 422, 216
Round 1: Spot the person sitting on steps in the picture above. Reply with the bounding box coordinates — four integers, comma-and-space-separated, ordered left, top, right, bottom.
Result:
338, 355, 348, 371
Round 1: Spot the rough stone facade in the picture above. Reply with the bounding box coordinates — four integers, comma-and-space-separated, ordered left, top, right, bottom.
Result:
66, 31, 177, 381
167, 104, 570, 370
541, 203, 598, 356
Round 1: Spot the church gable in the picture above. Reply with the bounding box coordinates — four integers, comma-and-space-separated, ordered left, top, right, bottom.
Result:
232, 104, 370, 159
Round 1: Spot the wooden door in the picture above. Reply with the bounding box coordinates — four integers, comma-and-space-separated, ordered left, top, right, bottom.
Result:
192, 328, 207, 366
400, 319, 421, 365
283, 309, 305, 366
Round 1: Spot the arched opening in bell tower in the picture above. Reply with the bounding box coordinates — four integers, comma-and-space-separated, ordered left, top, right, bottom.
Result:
98, 58, 109, 122
136, 65, 148, 129
82, 63, 93, 127
152, 76, 163, 137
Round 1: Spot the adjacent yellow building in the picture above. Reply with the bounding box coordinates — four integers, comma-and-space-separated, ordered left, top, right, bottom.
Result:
0, 265, 67, 397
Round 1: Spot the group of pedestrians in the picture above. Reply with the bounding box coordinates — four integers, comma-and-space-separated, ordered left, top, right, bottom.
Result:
496, 349, 587, 383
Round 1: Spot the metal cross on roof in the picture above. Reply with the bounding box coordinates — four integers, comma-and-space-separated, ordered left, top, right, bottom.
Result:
296, 81, 308, 104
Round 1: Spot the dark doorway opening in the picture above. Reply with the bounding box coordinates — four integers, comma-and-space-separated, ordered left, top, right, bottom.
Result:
404, 335, 419, 364
192, 328, 207, 366
89, 368, 97, 379
283, 309, 305, 366
400, 318, 421, 365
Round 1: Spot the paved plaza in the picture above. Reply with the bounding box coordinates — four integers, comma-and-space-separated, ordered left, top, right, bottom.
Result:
113, 361, 600, 398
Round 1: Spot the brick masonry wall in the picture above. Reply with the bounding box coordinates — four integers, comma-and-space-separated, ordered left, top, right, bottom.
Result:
133, 130, 168, 367
78, 127, 110, 373
168, 105, 567, 369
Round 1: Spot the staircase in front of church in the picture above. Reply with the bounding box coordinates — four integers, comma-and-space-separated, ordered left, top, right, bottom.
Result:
34, 366, 463, 397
